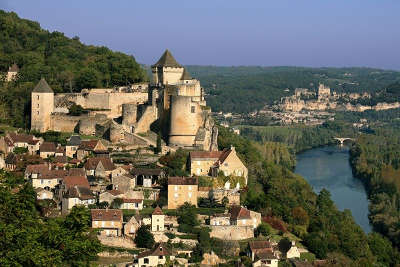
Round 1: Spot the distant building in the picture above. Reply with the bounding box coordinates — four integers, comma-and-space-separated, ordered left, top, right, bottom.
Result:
151, 206, 165, 232
131, 243, 173, 267
6, 63, 19, 81
167, 177, 198, 209
65, 135, 81, 158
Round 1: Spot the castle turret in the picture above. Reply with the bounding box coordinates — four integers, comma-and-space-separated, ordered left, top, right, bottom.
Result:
151, 49, 184, 86
31, 78, 54, 133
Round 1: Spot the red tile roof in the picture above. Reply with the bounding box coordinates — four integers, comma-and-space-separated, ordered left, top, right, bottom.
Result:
79, 140, 103, 151
168, 177, 198, 185
137, 243, 170, 258
190, 148, 232, 165
85, 157, 115, 171
230, 206, 251, 220
122, 198, 143, 203
91, 209, 122, 222
249, 241, 273, 251
40, 142, 56, 152
63, 176, 90, 189
25, 164, 49, 174
152, 206, 164, 215
8, 133, 39, 145
107, 189, 123, 196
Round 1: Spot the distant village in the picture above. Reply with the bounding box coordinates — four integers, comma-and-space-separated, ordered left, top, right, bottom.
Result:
0, 51, 317, 267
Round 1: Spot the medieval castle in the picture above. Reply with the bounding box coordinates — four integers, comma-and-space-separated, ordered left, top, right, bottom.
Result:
31, 50, 218, 151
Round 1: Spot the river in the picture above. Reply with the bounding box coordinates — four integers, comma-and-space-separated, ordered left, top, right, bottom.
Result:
295, 145, 372, 233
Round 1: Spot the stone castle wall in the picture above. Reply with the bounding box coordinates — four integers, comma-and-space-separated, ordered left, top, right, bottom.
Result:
51, 114, 82, 132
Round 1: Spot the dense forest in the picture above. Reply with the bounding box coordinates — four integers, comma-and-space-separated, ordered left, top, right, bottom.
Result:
186, 65, 400, 114
350, 129, 400, 251
216, 126, 400, 265
0, 10, 147, 129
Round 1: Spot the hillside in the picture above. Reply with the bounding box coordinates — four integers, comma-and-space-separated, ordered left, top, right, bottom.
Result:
0, 10, 147, 128
186, 66, 400, 114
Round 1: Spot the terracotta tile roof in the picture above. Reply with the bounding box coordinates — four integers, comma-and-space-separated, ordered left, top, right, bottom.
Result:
249, 241, 272, 251
230, 205, 251, 220
63, 176, 90, 189
40, 169, 68, 179
8, 133, 38, 145
91, 209, 122, 222
190, 148, 232, 165
168, 177, 198, 185
255, 251, 277, 260
131, 168, 164, 176
85, 157, 115, 171
152, 206, 164, 215
68, 159, 81, 164
137, 243, 170, 258
9, 63, 19, 72
79, 140, 100, 151
55, 146, 65, 154
107, 189, 123, 196
40, 142, 56, 152
53, 156, 67, 164
25, 164, 49, 174
65, 186, 94, 200
198, 186, 212, 192
68, 168, 86, 177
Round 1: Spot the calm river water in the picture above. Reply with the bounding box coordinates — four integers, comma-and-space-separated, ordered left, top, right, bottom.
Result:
295, 145, 372, 233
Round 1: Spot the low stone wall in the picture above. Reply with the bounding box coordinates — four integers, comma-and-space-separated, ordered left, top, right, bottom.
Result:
209, 225, 254, 240
51, 114, 82, 132
98, 235, 136, 249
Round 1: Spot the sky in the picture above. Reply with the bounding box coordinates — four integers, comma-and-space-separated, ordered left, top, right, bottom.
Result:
2, 0, 400, 70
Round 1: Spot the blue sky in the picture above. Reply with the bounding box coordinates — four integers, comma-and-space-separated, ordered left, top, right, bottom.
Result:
2, 0, 400, 69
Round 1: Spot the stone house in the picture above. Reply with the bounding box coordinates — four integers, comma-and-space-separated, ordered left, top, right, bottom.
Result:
200, 251, 225, 266
76, 139, 107, 160
65, 135, 81, 158
0, 133, 42, 155
31, 169, 68, 190
131, 243, 173, 267
25, 163, 50, 179
91, 209, 123, 236
59, 175, 90, 197
124, 214, 141, 237
6, 63, 19, 81
189, 146, 248, 184
39, 142, 57, 158
210, 213, 231, 226
119, 198, 144, 210
151, 206, 165, 232
167, 177, 198, 209
230, 206, 261, 229
84, 157, 115, 178
55, 146, 65, 157
62, 185, 96, 213
111, 165, 130, 178
4, 153, 21, 171
131, 168, 165, 187
248, 241, 279, 267
99, 189, 124, 205
112, 173, 136, 192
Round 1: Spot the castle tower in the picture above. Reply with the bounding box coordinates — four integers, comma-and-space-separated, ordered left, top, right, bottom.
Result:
31, 78, 54, 133
6, 63, 19, 82
151, 206, 165, 232
151, 49, 184, 86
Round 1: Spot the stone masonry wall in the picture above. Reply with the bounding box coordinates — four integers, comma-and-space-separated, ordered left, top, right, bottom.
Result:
209, 225, 254, 240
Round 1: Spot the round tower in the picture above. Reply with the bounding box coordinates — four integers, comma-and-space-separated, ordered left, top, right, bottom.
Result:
31, 78, 54, 133
169, 95, 201, 147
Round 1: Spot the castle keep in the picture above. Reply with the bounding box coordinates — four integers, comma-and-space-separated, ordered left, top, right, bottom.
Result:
31, 50, 217, 151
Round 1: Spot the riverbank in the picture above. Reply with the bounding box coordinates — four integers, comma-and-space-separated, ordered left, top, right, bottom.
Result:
295, 145, 372, 233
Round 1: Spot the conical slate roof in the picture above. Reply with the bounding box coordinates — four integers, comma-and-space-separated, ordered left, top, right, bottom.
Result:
33, 78, 53, 93
152, 49, 182, 68
180, 68, 192, 80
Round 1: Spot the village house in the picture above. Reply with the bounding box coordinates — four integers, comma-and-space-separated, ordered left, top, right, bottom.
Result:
55, 146, 65, 157
210, 213, 231, 226
76, 139, 107, 160
25, 163, 50, 179
286, 241, 301, 259
112, 173, 136, 192
84, 157, 115, 179
39, 142, 57, 158
112, 165, 131, 177
230, 205, 261, 229
65, 135, 81, 158
130, 243, 173, 267
124, 214, 141, 237
91, 209, 123, 236
6, 63, 19, 81
4, 153, 21, 171
62, 185, 96, 213
131, 168, 165, 187
248, 241, 279, 267
0, 132, 42, 155
99, 189, 124, 205
201, 251, 226, 266
119, 198, 144, 210
167, 177, 198, 209
189, 146, 248, 184
151, 206, 165, 232
59, 175, 90, 200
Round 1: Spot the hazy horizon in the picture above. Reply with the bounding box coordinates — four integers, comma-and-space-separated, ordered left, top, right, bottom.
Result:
2, 0, 400, 70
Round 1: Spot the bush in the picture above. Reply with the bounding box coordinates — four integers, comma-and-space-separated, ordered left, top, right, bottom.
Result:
134, 225, 154, 249
255, 222, 272, 237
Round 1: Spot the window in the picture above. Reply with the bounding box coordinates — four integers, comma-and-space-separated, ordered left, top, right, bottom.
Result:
159, 256, 163, 259
37, 104, 39, 108
188, 186, 192, 191
102, 222, 105, 227
111, 221, 114, 226
174, 185, 178, 191
144, 258, 149, 264
174, 193, 178, 198
95, 221, 98, 226
40, 179, 44, 184
188, 192, 192, 198
37, 95, 39, 100
191, 106, 195, 113
37, 111, 39, 115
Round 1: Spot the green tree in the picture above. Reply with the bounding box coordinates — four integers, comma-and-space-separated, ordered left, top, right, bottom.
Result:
155, 132, 162, 154
134, 225, 155, 249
